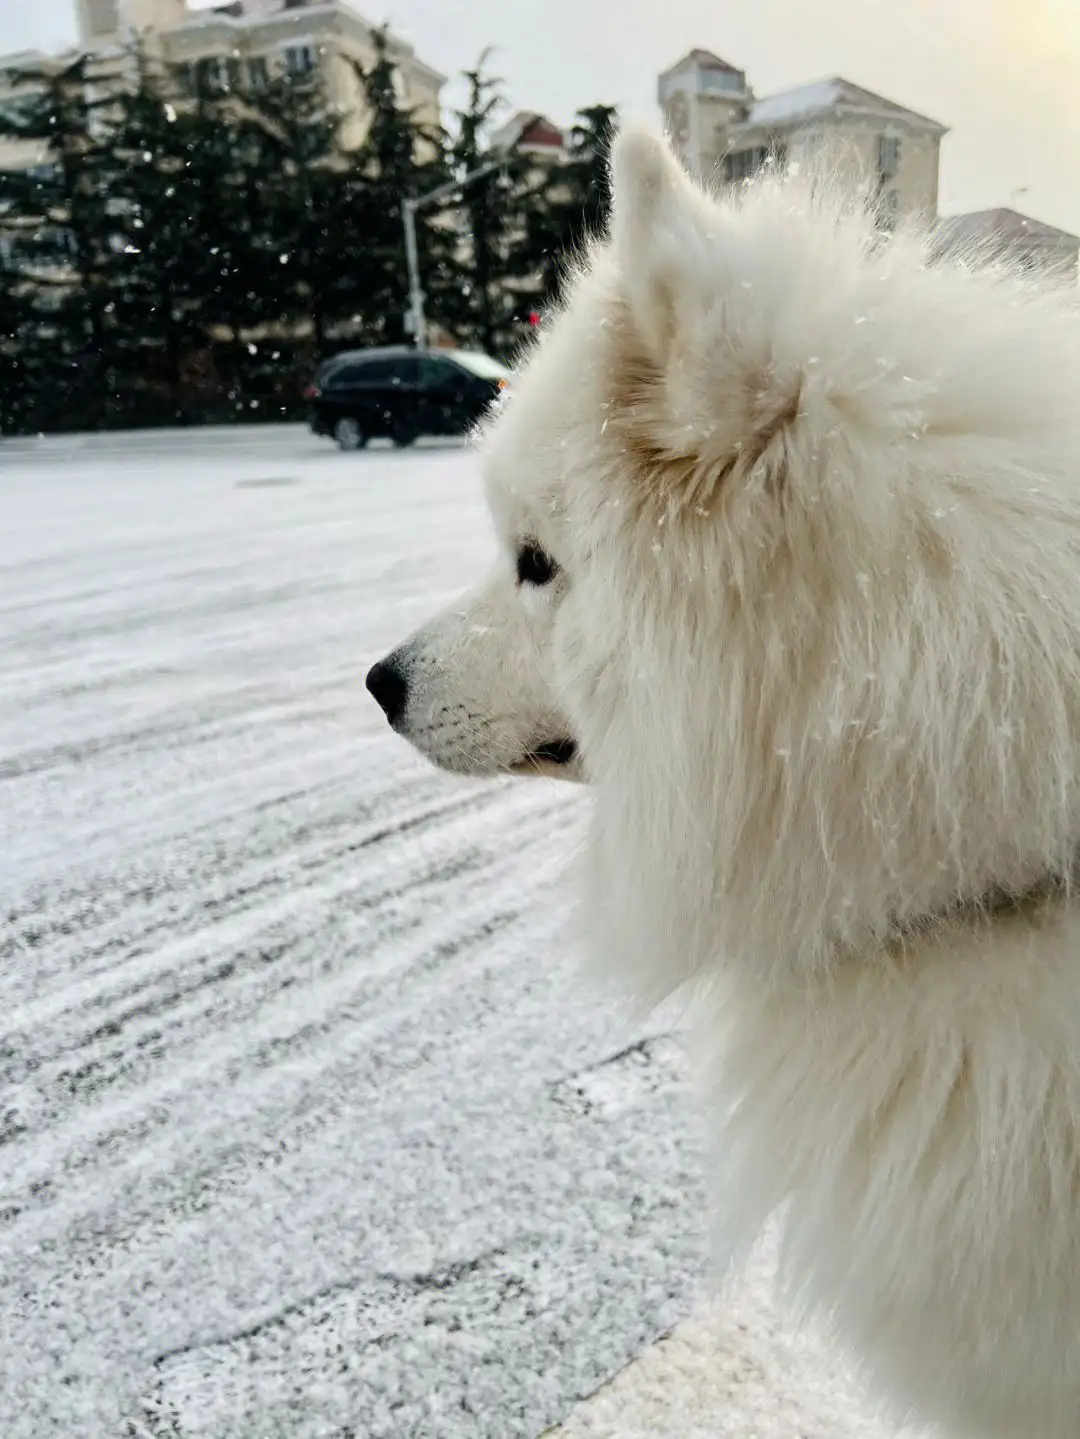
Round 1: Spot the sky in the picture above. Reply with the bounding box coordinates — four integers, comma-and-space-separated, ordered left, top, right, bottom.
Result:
3, 0, 1079, 236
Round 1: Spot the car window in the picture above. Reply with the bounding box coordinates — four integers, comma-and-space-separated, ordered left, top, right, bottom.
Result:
315, 356, 354, 384
328, 356, 417, 386
326, 363, 368, 385
419, 356, 466, 388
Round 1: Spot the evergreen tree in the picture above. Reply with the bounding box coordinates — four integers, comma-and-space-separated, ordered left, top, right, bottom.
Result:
179, 65, 281, 351
0, 249, 26, 349
0, 250, 32, 434
447, 52, 543, 356
96, 46, 210, 419
93, 42, 293, 421
242, 63, 349, 356
525, 103, 618, 305
0, 53, 115, 427
351, 26, 456, 346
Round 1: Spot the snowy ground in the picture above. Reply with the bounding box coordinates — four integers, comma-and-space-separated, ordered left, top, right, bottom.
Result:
0, 426, 906, 1438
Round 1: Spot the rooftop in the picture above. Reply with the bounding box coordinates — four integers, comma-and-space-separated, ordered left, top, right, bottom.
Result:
490, 110, 565, 153
745, 76, 946, 133
660, 48, 746, 81
683, 49, 744, 74
936, 207, 1079, 246
0, 49, 51, 74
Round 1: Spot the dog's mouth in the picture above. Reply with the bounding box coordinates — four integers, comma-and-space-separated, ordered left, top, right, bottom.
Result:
511, 737, 583, 781
529, 738, 577, 766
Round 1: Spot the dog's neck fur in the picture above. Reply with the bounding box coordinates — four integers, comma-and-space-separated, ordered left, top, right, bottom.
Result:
881, 854, 1076, 959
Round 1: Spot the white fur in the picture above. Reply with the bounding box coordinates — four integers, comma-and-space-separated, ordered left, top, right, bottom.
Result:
374, 128, 1080, 1435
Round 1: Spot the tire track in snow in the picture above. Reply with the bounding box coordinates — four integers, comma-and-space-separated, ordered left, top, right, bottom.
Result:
0, 436, 704, 1439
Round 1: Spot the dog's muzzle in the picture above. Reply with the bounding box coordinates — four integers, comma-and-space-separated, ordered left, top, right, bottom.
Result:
365, 651, 582, 780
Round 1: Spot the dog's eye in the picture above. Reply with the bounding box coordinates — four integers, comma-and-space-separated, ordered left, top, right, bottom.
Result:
516, 541, 558, 587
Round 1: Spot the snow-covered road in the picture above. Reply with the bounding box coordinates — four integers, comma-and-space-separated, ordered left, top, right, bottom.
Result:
0, 426, 909, 1439
0, 429, 705, 1437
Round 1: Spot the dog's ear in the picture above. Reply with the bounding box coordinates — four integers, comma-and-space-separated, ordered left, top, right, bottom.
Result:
609, 129, 693, 247
608, 128, 715, 354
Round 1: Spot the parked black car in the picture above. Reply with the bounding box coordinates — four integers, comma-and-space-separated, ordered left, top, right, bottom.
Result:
305, 345, 511, 450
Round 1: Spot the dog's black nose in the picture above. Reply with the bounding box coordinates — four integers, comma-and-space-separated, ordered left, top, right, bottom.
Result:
365, 657, 408, 727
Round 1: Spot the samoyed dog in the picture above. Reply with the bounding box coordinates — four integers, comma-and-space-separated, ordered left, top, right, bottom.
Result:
367, 128, 1080, 1436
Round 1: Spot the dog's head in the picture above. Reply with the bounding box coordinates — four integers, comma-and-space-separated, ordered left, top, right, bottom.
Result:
366, 127, 789, 788
367, 128, 1080, 997
363, 443, 583, 782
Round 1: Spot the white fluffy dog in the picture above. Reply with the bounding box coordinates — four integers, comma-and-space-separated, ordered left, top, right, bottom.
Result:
366, 128, 1080, 1436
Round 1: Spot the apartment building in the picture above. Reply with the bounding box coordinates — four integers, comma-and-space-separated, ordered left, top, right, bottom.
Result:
0, 0, 445, 165
0, 1, 445, 282
657, 48, 1076, 279
658, 48, 945, 225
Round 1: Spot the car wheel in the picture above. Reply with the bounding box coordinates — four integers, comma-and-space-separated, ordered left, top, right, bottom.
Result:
334, 417, 366, 451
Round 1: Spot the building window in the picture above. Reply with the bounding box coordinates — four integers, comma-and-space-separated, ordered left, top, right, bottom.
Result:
724, 146, 764, 183
195, 57, 222, 94
284, 45, 317, 77
189, 55, 243, 95
702, 69, 746, 96
878, 187, 900, 231
172, 61, 194, 96
247, 55, 269, 90
878, 134, 901, 176
14, 227, 76, 269
723, 146, 774, 184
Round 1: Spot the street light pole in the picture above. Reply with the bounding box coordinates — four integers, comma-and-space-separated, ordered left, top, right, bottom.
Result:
402, 159, 504, 351
402, 199, 425, 348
